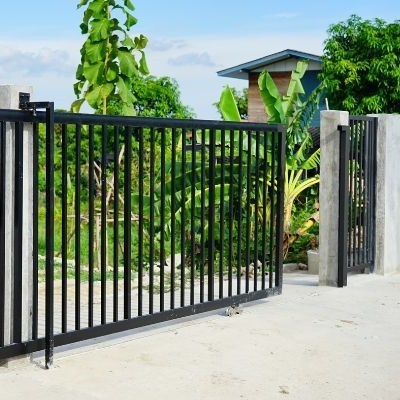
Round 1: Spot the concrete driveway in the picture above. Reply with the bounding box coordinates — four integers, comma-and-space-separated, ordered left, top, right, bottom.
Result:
1, 272, 400, 400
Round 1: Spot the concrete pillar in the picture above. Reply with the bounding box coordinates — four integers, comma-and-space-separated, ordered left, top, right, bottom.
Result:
0, 85, 34, 349
318, 110, 349, 286
370, 114, 400, 275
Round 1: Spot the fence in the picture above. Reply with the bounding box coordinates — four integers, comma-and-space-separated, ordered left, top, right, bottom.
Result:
0, 103, 286, 367
338, 116, 377, 287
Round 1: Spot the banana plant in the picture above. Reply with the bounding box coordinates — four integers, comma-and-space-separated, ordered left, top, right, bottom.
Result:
218, 60, 323, 258
258, 60, 325, 155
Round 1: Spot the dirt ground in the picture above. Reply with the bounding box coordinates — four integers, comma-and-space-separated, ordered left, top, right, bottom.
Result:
1, 272, 400, 400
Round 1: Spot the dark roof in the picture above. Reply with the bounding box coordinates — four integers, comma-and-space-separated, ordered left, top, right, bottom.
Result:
217, 49, 322, 80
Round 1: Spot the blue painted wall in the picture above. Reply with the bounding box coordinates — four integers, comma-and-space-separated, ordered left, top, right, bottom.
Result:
301, 70, 325, 126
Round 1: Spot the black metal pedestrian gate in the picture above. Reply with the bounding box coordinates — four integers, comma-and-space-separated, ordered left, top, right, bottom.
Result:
0, 97, 286, 367
338, 116, 378, 287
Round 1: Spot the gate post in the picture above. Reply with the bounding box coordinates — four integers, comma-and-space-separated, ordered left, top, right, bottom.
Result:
0, 85, 34, 363
369, 114, 400, 275
319, 110, 349, 286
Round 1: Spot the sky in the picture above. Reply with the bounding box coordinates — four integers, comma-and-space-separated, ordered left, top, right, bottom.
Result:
0, 1, 399, 119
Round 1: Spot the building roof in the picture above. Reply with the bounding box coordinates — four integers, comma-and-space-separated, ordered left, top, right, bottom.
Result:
217, 49, 322, 80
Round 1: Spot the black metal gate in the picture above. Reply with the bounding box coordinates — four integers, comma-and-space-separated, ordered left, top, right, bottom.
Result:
0, 99, 286, 367
338, 116, 377, 287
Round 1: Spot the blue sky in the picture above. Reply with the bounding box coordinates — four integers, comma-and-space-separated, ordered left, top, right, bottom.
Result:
1, 1, 399, 118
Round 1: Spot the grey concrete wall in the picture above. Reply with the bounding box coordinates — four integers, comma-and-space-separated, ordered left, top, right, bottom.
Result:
371, 114, 400, 275
319, 110, 349, 286
0, 85, 33, 345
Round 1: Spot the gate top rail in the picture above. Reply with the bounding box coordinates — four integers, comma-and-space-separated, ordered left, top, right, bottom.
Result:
0, 108, 285, 132
349, 115, 377, 122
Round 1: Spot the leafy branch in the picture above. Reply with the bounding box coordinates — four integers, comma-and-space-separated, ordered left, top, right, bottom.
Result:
72, 0, 149, 115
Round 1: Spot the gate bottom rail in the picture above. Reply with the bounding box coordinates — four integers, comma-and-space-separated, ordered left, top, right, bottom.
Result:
0, 287, 280, 360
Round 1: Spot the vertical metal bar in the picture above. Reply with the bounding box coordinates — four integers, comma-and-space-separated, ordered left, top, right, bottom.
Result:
113, 126, 119, 322
160, 128, 166, 312
367, 119, 373, 266
363, 120, 371, 264
74, 124, 81, 331
138, 127, 144, 316
13, 121, 23, 344
32, 123, 39, 339
254, 131, 260, 292
245, 131, 251, 293
275, 126, 286, 290
124, 126, 132, 319
101, 125, 107, 325
180, 128, 186, 307
45, 103, 55, 369
200, 129, 206, 303
237, 129, 244, 295
348, 120, 354, 269
61, 124, 68, 332
370, 117, 378, 268
170, 128, 176, 309
351, 120, 357, 269
0, 122, 6, 347
269, 132, 276, 289
88, 125, 94, 327
219, 129, 225, 299
190, 129, 196, 305
357, 122, 364, 264
261, 130, 268, 290
358, 121, 366, 264
208, 128, 216, 301
365, 120, 370, 265
338, 125, 350, 288
228, 129, 234, 297
149, 128, 155, 314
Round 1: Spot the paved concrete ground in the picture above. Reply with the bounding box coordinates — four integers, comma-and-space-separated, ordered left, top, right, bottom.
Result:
1, 272, 400, 400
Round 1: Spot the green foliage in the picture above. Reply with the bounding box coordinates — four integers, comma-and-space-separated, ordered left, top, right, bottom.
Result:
73, 0, 149, 115
108, 75, 195, 118
215, 87, 248, 120
285, 200, 319, 264
322, 15, 400, 114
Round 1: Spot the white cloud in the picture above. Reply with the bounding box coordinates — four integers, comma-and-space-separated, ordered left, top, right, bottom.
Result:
148, 39, 187, 52
0, 47, 72, 77
168, 52, 216, 67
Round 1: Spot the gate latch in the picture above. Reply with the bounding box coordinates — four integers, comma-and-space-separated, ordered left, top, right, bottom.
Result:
19, 92, 53, 116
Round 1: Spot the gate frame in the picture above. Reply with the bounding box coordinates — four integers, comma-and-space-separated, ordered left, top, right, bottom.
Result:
337, 116, 377, 287
0, 90, 286, 367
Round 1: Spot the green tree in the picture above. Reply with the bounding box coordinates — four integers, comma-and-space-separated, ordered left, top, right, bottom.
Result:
72, 0, 149, 115
215, 87, 248, 120
322, 15, 400, 114
109, 75, 195, 118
